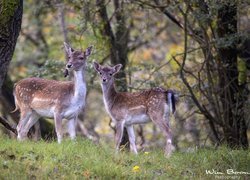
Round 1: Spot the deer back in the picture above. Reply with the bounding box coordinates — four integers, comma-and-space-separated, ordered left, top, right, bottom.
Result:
14, 77, 74, 110
107, 88, 168, 120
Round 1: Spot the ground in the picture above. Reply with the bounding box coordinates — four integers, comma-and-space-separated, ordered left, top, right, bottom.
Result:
0, 136, 249, 179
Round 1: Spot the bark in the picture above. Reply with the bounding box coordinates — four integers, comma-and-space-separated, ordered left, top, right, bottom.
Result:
0, 0, 22, 135
0, 0, 23, 89
0, 75, 19, 122
113, 0, 129, 92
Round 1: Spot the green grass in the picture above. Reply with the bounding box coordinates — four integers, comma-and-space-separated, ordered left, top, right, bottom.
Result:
0, 136, 249, 179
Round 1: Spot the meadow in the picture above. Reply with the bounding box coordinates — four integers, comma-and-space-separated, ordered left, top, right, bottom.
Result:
0, 136, 249, 179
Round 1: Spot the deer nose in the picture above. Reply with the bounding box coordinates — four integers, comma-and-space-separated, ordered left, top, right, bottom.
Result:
103, 78, 107, 82
67, 64, 72, 68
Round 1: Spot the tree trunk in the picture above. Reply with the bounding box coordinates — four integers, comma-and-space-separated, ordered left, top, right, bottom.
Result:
0, 0, 23, 89
217, 2, 248, 149
0, 75, 19, 125
113, 0, 129, 92
0, 0, 23, 134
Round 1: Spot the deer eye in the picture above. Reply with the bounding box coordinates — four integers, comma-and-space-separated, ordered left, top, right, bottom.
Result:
99, 72, 102, 75
79, 57, 84, 60
109, 73, 113, 76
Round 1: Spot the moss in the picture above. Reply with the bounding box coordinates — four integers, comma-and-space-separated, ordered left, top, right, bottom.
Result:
0, 0, 20, 36
237, 57, 247, 85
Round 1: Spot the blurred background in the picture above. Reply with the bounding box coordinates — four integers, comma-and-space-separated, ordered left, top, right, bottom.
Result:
0, 0, 249, 151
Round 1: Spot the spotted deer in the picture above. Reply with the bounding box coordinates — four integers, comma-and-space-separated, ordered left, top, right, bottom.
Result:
93, 62, 176, 156
13, 43, 92, 143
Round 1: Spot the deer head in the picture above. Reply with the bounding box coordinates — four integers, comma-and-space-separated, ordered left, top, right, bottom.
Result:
64, 43, 93, 77
93, 62, 122, 84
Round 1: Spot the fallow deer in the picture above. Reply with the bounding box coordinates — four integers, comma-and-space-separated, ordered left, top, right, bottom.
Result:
93, 62, 176, 157
13, 43, 92, 143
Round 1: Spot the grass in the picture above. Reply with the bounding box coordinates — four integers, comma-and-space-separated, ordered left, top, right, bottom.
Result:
0, 136, 249, 179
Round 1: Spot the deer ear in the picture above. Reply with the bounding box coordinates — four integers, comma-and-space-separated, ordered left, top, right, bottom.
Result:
113, 64, 122, 74
93, 61, 101, 72
85, 45, 93, 57
64, 42, 74, 56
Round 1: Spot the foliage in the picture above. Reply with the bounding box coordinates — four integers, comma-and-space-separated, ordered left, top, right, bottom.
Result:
2, 0, 249, 150
238, 58, 247, 85
30, 59, 65, 80
0, 137, 249, 179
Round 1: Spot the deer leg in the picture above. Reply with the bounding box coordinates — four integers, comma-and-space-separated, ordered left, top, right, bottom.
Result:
115, 121, 124, 152
67, 117, 77, 140
164, 127, 174, 157
33, 121, 41, 141
17, 110, 32, 140
149, 112, 174, 157
126, 125, 138, 154
21, 113, 40, 140
54, 113, 63, 143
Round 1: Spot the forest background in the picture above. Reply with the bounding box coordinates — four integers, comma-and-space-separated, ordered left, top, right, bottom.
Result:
0, 0, 250, 152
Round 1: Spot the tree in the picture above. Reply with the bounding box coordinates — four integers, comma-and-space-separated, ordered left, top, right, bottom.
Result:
217, 2, 248, 148
0, 0, 23, 133
0, 0, 23, 89
152, 0, 249, 148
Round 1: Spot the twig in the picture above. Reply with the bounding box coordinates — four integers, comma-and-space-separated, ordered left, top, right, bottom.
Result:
0, 116, 17, 135
137, 0, 170, 9
172, 7, 221, 143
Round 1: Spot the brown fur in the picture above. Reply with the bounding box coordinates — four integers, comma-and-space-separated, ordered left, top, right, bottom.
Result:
14, 43, 92, 143
108, 87, 168, 120
94, 62, 176, 157
14, 78, 74, 115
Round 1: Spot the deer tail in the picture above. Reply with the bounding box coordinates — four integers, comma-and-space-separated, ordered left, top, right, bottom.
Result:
11, 105, 19, 113
11, 87, 19, 113
166, 90, 176, 114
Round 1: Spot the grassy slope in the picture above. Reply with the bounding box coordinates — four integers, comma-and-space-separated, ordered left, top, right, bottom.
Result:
0, 136, 249, 179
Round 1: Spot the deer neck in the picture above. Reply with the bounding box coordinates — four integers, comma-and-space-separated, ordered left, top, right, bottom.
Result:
101, 79, 117, 111
73, 69, 86, 99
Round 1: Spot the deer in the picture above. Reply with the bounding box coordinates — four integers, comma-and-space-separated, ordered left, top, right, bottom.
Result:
93, 62, 176, 157
13, 43, 92, 143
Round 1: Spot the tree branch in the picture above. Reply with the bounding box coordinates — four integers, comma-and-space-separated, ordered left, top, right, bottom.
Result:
96, 0, 117, 64
172, 7, 221, 143
0, 116, 17, 135
153, 0, 183, 29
